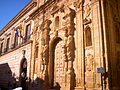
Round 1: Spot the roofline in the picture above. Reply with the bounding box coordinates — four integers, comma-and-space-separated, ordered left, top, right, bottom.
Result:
0, 0, 37, 36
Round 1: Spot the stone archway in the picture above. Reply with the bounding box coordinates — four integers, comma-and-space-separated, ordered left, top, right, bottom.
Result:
49, 37, 65, 89
20, 58, 27, 90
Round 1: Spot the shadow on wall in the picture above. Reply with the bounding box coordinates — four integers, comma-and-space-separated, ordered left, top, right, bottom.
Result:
0, 63, 18, 90
0, 63, 60, 90
29, 77, 61, 90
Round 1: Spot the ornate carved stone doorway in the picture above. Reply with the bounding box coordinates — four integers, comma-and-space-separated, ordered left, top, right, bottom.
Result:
54, 38, 64, 87
49, 37, 65, 89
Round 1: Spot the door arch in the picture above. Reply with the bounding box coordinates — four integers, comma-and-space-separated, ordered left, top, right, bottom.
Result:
49, 37, 65, 89
20, 58, 27, 90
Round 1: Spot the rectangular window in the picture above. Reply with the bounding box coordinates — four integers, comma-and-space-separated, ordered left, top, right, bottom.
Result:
26, 24, 31, 41
0, 43, 3, 54
14, 34, 18, 47
6, 38, 10, 51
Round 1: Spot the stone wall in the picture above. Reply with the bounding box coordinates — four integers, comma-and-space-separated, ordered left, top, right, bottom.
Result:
0, 43, 31, 88
29, 0, 110, 90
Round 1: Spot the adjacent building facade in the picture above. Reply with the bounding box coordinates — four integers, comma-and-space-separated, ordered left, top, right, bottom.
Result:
0, 0, 120, 90
0, 1, 37, 89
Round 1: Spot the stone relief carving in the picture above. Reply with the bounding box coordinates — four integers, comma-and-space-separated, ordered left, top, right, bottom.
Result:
85, 47, 94, 72
84, 4, 91, 18
83, 0, 92, 26
34, 4, 76, 89
85, 54, 94, 71
40, 19, 51, 84
41, 19, 51, 63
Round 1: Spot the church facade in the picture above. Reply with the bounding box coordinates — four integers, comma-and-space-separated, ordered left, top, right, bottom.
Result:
0, 0, 120, 90
29, 0, 120, 90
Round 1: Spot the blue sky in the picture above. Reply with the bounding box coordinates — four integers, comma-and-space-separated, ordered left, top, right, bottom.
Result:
0, 0, 31, 30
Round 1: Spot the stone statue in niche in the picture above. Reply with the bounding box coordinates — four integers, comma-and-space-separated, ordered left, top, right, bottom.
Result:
85, 54, 94, 71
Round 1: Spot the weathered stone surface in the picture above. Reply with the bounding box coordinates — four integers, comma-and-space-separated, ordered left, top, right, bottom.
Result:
0, 0, 120, 90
